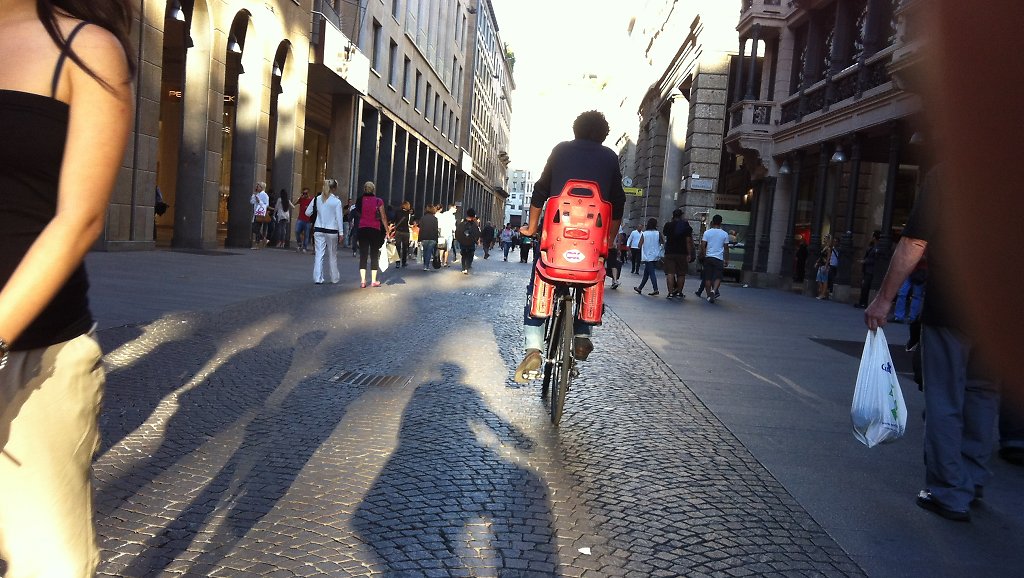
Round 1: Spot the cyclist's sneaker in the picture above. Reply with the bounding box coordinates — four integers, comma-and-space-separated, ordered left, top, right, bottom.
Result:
514, 349, 543, 383
574, 337, 594, 361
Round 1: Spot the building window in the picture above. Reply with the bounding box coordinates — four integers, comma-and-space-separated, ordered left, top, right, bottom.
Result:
415, 70, 423, 110
371, 20, 383, 72
433, 94, 440, 126
402, 56, 412, 99
392, 0, 401, 20
388, 40, 399, 87
425, 83, 433, 119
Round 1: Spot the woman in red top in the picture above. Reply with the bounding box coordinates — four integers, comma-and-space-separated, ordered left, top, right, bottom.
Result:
356, 181, 391, 287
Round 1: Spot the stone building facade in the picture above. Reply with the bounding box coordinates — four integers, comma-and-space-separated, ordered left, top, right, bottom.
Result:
726, 0, 921, 299
105, 0, 511, 250
617, 2, 741, 231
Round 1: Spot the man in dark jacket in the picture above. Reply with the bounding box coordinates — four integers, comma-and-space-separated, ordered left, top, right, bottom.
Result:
418, 205, 440, 271
481, 221, 496, 259
455, 208, 482, 274
515, 110, 626, 382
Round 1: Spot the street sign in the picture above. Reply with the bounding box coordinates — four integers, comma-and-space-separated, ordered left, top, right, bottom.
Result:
624, 187, 644, 196
622, 176, 633, 188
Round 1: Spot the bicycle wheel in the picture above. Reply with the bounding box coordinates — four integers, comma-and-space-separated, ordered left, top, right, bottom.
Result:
549, 295, 574, 425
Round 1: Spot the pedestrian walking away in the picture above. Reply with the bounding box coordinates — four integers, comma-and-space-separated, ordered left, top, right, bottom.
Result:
514, 110, 625, 382
499, 224, 514, 261
418, 205, 440, 271
865, 166, 999, 522
437, 204, 457, 267
356, 181, 392, 287
307, 179, 344, 284
627, 225, 642, 274
294, 188, 313, 253
455, 208, 482, 274
633, 218, 662, 296
699, 214, 730, 303
393, 200, 413, 268
273, 188, 293, 248
662, 209, 694, 299
481, 221, 496, 259
0, 4, 134, 576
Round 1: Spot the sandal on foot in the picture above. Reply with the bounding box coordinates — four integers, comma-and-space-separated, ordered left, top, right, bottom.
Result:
371, 281, 381, 287
514, 349, 543, 383
360, 282, 366, 288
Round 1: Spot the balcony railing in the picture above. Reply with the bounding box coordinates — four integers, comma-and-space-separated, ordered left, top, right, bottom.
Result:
729, 100, 774, 131
777, 46, 895, 125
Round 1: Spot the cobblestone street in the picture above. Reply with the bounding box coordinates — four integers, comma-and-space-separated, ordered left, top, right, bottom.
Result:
81, 248, 1023, 577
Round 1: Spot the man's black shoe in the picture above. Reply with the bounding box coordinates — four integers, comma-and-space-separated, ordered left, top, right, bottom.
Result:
574, 337, 594, 361
916, 491, 970, 522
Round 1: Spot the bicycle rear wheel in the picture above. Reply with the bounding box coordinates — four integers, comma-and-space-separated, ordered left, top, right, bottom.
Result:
549, 296, 574, 425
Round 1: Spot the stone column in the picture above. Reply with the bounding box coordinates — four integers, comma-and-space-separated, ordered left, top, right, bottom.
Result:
225, 39, 264, 248
744, 24, 761, 100
780, 151, 804, 279
357, 104, 380, 187
393, 129, 408, 205
756, 177, 778, 273
805, 144, 832, 286
837, 136, 862, 286
734, 37, 747, 104
378, 119, 395, 205
874, 121, 902, 277
172, 41, 213, 249
744, 177, 761, 273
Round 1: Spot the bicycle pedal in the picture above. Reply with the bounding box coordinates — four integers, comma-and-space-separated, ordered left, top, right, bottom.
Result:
521, 369, 542, 381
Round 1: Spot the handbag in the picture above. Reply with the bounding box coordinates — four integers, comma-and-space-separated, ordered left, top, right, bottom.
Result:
432, 250, 441, 269
255, 205, 271, 223
851, 328, 908, 447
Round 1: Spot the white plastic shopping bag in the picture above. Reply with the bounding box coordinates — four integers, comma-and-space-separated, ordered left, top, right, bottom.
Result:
378, 238, 390, 273
851, 328, 908, 447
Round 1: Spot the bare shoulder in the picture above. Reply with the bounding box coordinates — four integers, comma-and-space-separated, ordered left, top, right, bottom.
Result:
57, 16, 131, 94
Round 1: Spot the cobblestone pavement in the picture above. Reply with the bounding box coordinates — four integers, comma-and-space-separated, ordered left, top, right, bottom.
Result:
86, 250, 866, 578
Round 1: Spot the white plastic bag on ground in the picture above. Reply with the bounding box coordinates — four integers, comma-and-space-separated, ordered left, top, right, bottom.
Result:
851, 328, 908, 447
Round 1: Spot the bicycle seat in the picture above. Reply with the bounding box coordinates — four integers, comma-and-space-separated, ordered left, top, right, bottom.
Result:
535, 180, 612, 286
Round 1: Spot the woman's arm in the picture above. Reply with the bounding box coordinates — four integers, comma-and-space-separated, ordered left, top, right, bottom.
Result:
0, 25, 132, 346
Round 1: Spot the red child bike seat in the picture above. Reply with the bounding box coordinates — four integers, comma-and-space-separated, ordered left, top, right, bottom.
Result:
534, 180, 612, 286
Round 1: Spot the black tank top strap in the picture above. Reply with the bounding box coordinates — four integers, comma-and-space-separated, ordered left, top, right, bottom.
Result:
50, 21, 91, 99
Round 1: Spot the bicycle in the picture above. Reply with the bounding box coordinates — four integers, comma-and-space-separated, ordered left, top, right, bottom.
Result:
538, 285, 582, 425
525, 179, 612, 425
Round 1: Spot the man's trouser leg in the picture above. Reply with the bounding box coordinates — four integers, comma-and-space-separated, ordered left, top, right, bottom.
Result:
921, 325, 1000, 511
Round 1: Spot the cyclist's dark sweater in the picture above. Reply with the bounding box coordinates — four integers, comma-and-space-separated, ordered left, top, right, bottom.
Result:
531, 139, 626, 219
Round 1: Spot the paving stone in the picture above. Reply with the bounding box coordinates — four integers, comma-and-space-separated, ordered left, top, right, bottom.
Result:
82, 253, 864, 577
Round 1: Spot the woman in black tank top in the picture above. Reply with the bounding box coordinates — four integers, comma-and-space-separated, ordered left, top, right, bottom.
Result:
0, 2, 134, 576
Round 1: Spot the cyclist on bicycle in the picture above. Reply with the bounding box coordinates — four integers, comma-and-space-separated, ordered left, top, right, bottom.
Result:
514, 110, 626, 383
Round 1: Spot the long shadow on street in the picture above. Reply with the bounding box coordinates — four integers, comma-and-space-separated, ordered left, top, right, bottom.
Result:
353, 362, 559, 575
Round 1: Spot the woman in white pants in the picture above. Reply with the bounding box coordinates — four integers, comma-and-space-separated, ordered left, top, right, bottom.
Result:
306, 179, 344, 284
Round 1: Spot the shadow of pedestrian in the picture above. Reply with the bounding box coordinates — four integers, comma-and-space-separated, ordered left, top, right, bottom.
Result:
353, 362, 558, 575
114, 329, 367, 577
97, 317, 217, 454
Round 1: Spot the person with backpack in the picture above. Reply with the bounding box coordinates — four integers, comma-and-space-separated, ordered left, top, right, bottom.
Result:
662, 209, 694, 299
455, 208, 482, 274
